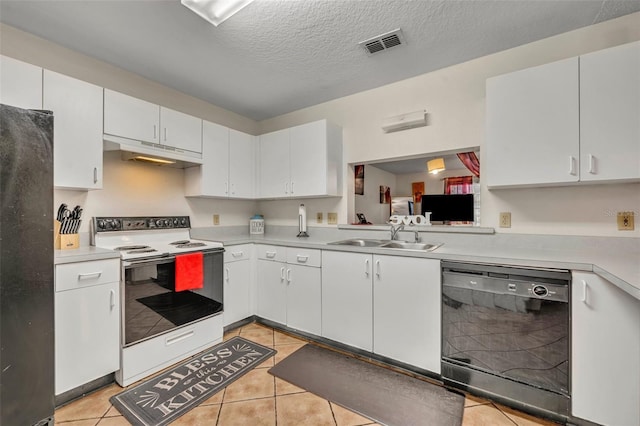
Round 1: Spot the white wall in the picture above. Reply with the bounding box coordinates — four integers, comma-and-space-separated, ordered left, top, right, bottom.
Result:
258, 12, 640, 237
353, 164, 397, 225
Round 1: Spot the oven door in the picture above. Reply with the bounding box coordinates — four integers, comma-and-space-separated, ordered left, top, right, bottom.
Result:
121, 249, 223, 346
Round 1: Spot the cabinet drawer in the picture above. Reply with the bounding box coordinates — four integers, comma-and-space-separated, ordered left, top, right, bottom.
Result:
224, 244, 252, 263
120, 314, 223, 386
256, 244, 287, 262
55, 259, 119, 292
287, 248, 321, 267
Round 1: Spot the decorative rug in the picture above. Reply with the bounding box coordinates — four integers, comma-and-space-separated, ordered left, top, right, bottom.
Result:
268, 344, 465, 426
110, 336, 276, 426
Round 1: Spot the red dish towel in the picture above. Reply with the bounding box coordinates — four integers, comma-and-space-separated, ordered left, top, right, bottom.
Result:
175, 252, 204, 292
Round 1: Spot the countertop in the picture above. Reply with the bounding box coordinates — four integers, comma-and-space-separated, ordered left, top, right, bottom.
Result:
54, 246, 120, 265
192, 226, 640, 301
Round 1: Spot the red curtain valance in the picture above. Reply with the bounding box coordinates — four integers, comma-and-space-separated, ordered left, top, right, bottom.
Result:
457, 152, 480, 178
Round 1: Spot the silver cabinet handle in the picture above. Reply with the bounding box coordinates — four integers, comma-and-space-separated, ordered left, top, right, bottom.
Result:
231, 251, 244, 258
569, 156, 577, 176
93, 167, 98, 184
225, 267, 230, 282
266, 251, 277, 258
296, 255, 309, 263
286, 268, 292, 283
231, 183, 235, 195
365, 258, 370, 276
153, 124, 157, 139
78, 271, 102, 280
375, 259, 381, 278
280, 266, 285, 281
588, 154, 596, 174
581, 280, 588, 303
166, 329, 194, 345
110, 289, 115, 310
225, 182, 228, 194
164, 127, 168, 141
284, 182, 289, 194
291, 181, 294, 194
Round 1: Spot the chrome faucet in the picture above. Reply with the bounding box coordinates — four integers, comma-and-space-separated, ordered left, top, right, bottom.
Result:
390, 223, 404, 240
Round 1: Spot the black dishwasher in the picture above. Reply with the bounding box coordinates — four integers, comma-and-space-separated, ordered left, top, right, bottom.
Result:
441, 261, 571, 418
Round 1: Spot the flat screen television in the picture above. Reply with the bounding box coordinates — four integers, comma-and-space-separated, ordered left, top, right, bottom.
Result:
420, 194, 474, 223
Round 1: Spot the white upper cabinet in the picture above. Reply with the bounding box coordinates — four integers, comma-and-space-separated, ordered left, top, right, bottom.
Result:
486, 57, 580, 188
258, 120, 342, 199
579, 41, 640, 182
104, 89, 202, 154
486, 41, 640, 188
44, 70, 104, 190
228, 129, 255, 198
0, 55, 42, 109
184, 121, 255, 198
258, 128, 290, 198
104, 89, 159, 144
159, 106, 202, 153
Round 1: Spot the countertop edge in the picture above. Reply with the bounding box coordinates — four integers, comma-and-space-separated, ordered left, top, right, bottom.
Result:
54, 247, 120, 265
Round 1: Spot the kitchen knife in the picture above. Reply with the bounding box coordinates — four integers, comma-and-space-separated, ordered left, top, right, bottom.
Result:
57, 203, 67, 221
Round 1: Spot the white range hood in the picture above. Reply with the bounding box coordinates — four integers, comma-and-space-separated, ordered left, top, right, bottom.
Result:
103, 134, 203, 168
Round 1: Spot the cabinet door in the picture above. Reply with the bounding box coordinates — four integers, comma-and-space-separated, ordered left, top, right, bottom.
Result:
223, 260, 251, 326
258, 128, 290, 198
373, 256, 440, 372
0, 55, 42, 109
185, 120, 229, 197
572, 272, 640, 426
580, 41, 640, 182
289, 120, 327, 197
160, 107, 202, 153
321, 251, 373, 351
486, 57, 579, 187
286, 264, 321, 335
55, 281, 119, 395
229, 129, 255, 198
256, 259, 287, 324
104, 89, 159, 143
44, 70, 103, 190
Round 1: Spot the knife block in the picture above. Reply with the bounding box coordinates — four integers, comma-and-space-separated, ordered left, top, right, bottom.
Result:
54, 220, 79, 250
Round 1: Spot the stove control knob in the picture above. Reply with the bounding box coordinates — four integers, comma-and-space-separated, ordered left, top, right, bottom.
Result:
173, 218, 179, 226
97, 220, 105, 230
181, 218, 187, 226
155, 219, 162, 227
532, 285, 548, 298
164, 219, 170, 227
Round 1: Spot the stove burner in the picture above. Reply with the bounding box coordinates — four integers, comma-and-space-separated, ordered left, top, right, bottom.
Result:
170, 240, 191, 245
126, 248, 158, 254
114, 245, 150, 251
175, 242, 207, 248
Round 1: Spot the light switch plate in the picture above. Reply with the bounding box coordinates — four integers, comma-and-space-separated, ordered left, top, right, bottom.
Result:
328, 212, 338, 224
316, 212, 323, 223
617, 211, 634, 230
213, 214, 220, 225
499, 212, 511, 228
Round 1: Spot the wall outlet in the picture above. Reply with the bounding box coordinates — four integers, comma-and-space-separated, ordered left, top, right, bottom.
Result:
617, 211, 635, 231
327, 212, 338, 224
213, 214, 220, 225
316, 212, 323, 223
499, 212, 511, 228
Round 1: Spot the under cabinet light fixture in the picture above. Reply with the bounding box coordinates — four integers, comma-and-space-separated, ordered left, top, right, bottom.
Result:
427, 158, 445, 174
131, 155, 177, 165
181, 0, 255, 26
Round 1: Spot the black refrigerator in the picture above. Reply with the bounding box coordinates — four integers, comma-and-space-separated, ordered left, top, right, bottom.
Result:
0, 104, 55, 425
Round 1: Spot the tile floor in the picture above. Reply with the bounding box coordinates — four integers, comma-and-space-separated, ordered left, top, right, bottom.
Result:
54, 322, 560, 425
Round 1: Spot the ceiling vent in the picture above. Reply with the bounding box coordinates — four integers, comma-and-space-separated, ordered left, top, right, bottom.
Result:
360, 29, 405, 56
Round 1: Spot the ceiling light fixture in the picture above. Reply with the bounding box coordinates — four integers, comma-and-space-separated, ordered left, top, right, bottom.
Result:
181, 0, 255, 26
427, 158, 445, 174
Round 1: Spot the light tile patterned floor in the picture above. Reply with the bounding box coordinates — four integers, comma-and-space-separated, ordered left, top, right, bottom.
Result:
54, 323, 559, 425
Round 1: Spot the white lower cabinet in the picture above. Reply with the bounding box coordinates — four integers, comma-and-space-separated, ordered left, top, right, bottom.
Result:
373, 256, 441, 373
321, 251, 373, 351
571, 272, 640, 426
223, 245, 252, 326
54, 259, 120, 395
256, 245, 321, 335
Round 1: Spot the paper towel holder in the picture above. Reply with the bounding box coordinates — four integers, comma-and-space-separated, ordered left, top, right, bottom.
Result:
297, 203, 309, 238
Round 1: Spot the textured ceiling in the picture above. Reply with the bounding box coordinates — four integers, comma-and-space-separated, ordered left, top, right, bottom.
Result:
1, 0, 639, 121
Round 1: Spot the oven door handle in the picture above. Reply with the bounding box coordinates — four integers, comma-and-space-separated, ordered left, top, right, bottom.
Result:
123, 254, 175, 267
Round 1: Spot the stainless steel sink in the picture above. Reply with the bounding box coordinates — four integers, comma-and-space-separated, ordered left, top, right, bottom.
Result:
327, 239, 393, 247
327, 239, 442, 252
378, 241, 442, 251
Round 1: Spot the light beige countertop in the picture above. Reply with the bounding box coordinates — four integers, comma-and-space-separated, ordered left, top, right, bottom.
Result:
192, 226, 640, 301
54, 246, 120, 265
